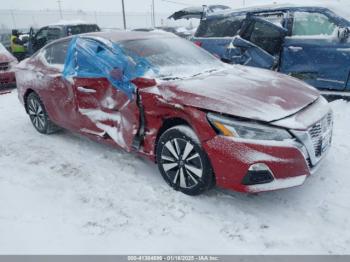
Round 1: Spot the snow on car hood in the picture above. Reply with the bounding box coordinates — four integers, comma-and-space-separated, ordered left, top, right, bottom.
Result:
0, 54, 12, 63
157, 65, 319, 122
0, 44, 16, 63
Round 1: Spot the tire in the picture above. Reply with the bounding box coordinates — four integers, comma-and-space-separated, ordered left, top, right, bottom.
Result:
26, 92, 60, 134
156, 125, 215, 196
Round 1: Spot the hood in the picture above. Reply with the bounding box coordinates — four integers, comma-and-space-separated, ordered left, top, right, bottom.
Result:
157, 66, 319, 123
0, 54, 15, 63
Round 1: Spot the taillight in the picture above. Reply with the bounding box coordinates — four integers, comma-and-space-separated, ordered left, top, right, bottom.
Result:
194, 41, 202, 47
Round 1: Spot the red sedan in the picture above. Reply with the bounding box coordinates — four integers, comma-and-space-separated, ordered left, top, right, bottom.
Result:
16, 31, 333, 195
0, 43, 17, 89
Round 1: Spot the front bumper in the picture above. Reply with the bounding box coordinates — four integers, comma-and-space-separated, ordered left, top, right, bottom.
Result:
203, 113, 332, 194
203, 136, 314, 193
202, 96, 333, 193
246, 174, 307, 193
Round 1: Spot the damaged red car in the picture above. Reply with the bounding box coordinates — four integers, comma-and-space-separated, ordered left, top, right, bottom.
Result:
16, 31, 333, 195
0, 43, 17, 89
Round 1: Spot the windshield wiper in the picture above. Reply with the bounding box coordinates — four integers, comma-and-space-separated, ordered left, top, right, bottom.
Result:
161, 76, 183, 81
191, 68, 219, 78
160, 68, 219, 81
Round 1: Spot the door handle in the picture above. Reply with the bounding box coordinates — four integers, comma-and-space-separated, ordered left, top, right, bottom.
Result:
77, 86, 97, 94
288, 46, 303, 52
36, 72, 44, 79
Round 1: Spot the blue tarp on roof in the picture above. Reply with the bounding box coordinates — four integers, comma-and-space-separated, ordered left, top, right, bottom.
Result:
62, 36, 153, 99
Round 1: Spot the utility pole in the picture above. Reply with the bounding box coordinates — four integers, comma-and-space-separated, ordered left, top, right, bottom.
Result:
243, 0, 246, 7
150, 4, 154, 27
10, 10, 17, 28
152, 0, 156, 28
94, 11, 98, 24
57, 0, 63, 19
121, 0, 127, 30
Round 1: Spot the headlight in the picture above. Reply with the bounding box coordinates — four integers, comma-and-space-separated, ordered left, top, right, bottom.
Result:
207, 113, 292, 141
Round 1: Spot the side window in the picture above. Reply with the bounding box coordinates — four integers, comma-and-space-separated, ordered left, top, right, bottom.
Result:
41, 40, 70, 67
195, 17, 244, 37
47, 28, 62, 42
292, 12, 337, 36
51, 41, 70, 64
76, 40, 104, 75
33, 27, 49, 52
67, 26, 81, 35
35, 28, 48, 40
242, 20, 284, 55
43, 46, 53, 64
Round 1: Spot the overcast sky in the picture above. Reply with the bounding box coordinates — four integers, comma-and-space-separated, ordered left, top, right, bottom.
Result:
0, 0, 239, 13
0, 0, 345, 13
0, 0, 347, 29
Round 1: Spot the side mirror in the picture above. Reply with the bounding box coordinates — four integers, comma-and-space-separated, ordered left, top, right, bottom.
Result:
338, 27, 350, 42
131, 77, 157, 88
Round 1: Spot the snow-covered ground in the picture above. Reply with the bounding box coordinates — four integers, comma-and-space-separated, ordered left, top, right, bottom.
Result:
0, 90, 349, 255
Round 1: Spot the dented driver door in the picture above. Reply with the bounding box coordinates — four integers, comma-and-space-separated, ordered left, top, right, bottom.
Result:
73, 76, 140, 152
68, 38, 141, 152
62, 37, 151, 152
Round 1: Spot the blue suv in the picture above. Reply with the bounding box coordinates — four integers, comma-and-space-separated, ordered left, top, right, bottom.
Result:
170, 5, 350, 95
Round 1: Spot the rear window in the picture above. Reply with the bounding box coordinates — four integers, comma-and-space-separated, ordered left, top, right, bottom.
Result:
195, 16, 244, 37
47, 28, 62, 41
67, 24, 100, 36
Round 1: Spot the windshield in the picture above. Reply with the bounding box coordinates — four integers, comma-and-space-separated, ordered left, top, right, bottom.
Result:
67, 24, 100, 35
120, 37, 224, 79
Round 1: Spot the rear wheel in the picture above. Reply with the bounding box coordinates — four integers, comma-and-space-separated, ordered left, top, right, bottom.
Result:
156, 125, 214, 196
26, 92, 60, 134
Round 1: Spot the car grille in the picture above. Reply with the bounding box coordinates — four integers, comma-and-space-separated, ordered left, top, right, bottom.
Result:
308, 112, 333, 158
0, 62, 9, 71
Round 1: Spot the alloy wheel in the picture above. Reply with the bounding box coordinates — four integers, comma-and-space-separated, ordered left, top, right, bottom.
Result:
161, 138, 203, 189
28, 98, 46, 131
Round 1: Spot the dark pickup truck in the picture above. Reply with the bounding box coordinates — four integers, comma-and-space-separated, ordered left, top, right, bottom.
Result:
27, 22, 100, 55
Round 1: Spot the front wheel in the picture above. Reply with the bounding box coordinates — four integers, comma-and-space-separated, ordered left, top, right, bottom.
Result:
156, 125, 215, 196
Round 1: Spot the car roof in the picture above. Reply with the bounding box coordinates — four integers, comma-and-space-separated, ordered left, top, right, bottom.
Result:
43, 31, 178, 52
47, 20, 98, 26
207, 4, 330, 19
82, 30, 177, 43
